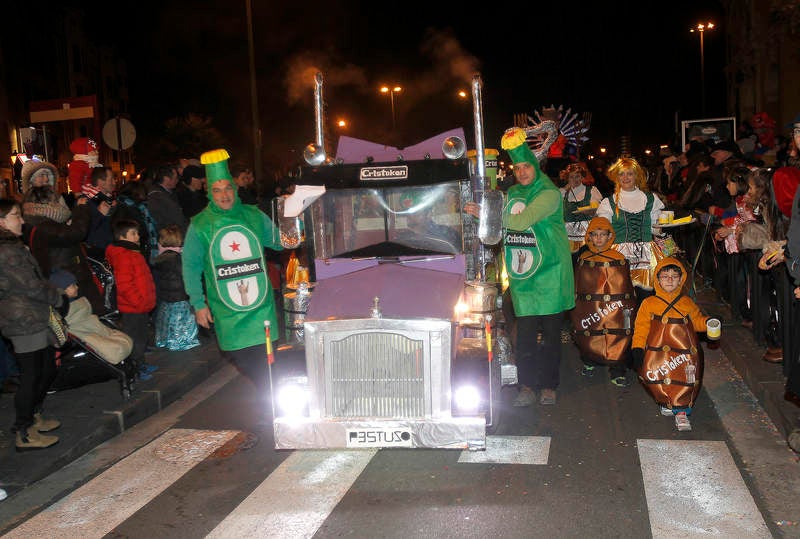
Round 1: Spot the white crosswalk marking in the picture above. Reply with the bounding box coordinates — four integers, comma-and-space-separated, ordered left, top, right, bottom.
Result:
3, 429, 239, 539
458, 435, 551, 464
206, 449, 376, 539
637, 439, 771, 538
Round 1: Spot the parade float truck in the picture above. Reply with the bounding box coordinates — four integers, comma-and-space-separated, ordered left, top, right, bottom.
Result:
267, 73, 517, 450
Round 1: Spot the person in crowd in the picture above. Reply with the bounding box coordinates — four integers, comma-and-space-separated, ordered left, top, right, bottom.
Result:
559, 162, 602, 259
232, 165, 259, 205
105, 219, 158, 381
21, 185, 106, 315
147, 164, 188, 234
465, 127, 574, 407
67, 137, 101, 196
595, 157, 666, 300
82, 166, 117, 260
20, 159, 67, 207
152, 225, 199, 352
48, 269, 133, 365
709, 139, 745, 214
678, 153, 715, 212
631, 257, 715, 432
176, 165, 208, 219
113, 180, 159, 266
570, 216, 636, 387
182, 149, 283, 391
0, 199, 63, 451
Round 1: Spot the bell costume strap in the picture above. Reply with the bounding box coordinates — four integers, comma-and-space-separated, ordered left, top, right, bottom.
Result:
579, 292, 634, 302
578, 256, 627, 267
645, 344, 694, 354
654, 294, 686, 319
578, 328, 632, 337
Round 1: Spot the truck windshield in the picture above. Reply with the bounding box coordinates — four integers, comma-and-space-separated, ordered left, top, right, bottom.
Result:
311, 181, 464, 259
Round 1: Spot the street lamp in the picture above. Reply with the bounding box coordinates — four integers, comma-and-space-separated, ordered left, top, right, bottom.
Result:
380, 85, 402, 130
690, 21, 714, 117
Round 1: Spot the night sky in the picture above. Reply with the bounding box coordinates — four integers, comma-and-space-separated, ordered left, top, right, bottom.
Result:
50, 1, 727, 170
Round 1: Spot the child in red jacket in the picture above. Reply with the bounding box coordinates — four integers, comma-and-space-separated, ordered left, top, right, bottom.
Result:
105, 219, 157, 380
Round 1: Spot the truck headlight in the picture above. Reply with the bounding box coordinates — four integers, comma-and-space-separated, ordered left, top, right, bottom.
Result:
276, 378, 309, 417
454, 385, 481, 413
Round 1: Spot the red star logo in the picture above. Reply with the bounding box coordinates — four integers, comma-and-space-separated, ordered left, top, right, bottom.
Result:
229, 240, 240, 252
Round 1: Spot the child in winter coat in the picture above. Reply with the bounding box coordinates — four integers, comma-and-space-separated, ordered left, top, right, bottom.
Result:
152, 225, 199, 351
105, 219, 157, 380
631, 257, 719, 432
570, 216, 637, 387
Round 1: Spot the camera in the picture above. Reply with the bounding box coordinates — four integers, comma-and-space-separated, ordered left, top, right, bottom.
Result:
92, 191, 115, 205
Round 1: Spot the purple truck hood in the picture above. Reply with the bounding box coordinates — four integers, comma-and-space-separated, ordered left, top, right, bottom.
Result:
305, 264, 465, 321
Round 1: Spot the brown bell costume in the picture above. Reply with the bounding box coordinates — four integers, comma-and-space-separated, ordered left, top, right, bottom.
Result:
570, 217, 637, 365
633, 257, 710, 410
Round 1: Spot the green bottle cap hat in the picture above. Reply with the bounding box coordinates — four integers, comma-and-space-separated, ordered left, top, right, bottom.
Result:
200, 149, 233, 184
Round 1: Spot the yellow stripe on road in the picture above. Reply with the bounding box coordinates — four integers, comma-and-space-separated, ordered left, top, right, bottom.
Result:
3, 429, 239, 539
637, 439, 771, 538
206, 449, 376, 538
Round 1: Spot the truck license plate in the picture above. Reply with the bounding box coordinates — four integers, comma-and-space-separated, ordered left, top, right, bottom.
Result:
346, 428, 413, 448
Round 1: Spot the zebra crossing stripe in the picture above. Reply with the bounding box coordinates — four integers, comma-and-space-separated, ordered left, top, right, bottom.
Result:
206, 449, 376, 538
458, 435, 551, 464
637, 439, 771, 538
3, 429, 239, 539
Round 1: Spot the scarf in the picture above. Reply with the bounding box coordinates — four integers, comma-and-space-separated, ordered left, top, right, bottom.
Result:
22, 201, 72, 224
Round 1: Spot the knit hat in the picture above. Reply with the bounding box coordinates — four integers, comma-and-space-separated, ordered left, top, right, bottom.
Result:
501, 127, 538, 165
69, 137, 98, 155
711, 139, 743, 157
49, 269, 77, 292
20, 160, 59, 193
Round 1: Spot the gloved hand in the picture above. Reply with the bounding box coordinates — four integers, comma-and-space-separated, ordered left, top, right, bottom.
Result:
631, 348, 645, 370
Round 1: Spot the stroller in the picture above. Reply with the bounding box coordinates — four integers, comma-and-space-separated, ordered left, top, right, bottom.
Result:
85, 252, 120, 327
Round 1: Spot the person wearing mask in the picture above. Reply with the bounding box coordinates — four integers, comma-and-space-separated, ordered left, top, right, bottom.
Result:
465, 127, 574, 407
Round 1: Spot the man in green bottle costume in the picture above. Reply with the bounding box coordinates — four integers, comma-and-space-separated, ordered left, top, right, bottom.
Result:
182, 149, 282, 388
466, 127, 574, 406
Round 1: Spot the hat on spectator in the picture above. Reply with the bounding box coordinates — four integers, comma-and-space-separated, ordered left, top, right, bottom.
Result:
710, 139, 743, 157
49, 269, 77, 292
181, 165, 205, 184
21, 159, 59, 193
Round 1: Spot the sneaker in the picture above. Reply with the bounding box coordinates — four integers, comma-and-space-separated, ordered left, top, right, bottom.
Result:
513, 386, 536, 407
539, 388, 557, 406
581, 365, 596, 377
0, 488, 7, 501
675, 412, 692, 431
140, 363, 159, 375
660, 405, 673, 416
15, 426, 59, 452
610, 376, 630, 388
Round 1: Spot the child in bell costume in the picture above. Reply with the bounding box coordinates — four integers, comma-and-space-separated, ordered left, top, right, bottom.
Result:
182, 149, 282, 389
570, 216, 637, 387
631, 257, 718, 431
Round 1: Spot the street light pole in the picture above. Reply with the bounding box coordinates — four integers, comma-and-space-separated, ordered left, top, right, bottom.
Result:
380, 85, 402, 131
691, 22, 714, 117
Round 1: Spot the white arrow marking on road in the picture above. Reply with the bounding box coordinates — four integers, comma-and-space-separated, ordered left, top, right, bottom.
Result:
206, 449, 376, 539
3, 429, 239, 539
638, 439, 771, 538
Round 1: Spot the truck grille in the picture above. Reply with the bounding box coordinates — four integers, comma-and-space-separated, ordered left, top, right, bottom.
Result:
327, 332, 425, 418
